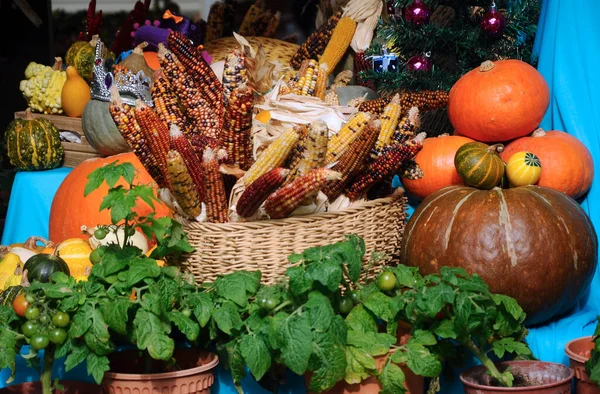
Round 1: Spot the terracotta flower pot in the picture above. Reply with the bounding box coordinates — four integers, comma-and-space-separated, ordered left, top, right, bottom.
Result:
305, 349, 424, 394
0, 380, 101, 393
102, 348, 219, 394
565, 336, 600, 394
460, 360, 573, 394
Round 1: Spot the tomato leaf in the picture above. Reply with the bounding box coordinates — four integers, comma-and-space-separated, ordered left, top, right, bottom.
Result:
240, 334, 271, 381
187, 292, 212, 327
306, 291, 334, 332
379, 362, 407, 394
345, 305, 378, 334
212, 301, 244, 335
64, 344, 89, 372
281, 313, 312, 375
308, 332, 346, 392
100, 299, 130, 335
133, 309, 174, 360
405, 342, 442, 377
126, 258, 161, 287
286, 266, 313, 296
346, 330, 395, 356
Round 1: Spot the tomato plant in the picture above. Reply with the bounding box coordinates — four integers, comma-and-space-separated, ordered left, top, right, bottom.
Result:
94, 228, 108, 240
49, 328, 67, 344
21, 321, 37, 338
25, 306, 40, 321
376, 271, 397, 292
30, 334, 49, 350
51, 311, 70, 328
339, 297, 353, 314
12, 294, 29, 317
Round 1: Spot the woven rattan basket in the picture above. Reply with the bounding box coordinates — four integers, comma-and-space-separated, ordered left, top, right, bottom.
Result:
182, 190, 407, 285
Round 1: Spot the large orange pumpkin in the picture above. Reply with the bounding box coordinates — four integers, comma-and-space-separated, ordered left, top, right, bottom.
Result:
501, 129, 594, 199
400, 185, 598, 326
401, 135, 474, 199
49, 153, 171, 243
448, 59, 550, 142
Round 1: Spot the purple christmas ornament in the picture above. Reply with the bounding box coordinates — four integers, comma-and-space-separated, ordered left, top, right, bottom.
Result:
404, 0, 431, 26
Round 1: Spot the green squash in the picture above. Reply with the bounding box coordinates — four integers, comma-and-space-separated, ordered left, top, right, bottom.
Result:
6, 113, 64, 171
23, 253, 70, 283
65, 36, 115, 84
82, 99, 131, 156
454, 142, 505, 190
0, 285, 22, 306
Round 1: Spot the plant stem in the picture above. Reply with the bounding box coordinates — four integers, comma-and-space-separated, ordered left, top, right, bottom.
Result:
271, 300, 292, 314
463, 338, 510, 387
41, 346, 55, 394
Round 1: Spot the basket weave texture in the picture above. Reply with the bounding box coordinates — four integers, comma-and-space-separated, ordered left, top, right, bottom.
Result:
182, 191, 407, 285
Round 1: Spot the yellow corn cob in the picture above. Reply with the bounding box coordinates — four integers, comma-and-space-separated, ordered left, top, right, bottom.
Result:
264, 168, 341, 219
243, 127, 299, 186
286, 120, 329, 184
324, 91, 339, 106
318, 17, 357, 75
202, 148, 229, 223
323, 119, 381, 201
239, 0, 265, 36
292, 59, 319, 96
326, 112, 371, 163
315, 63, 329, 99
167, 150, 202, 218
375, 94, 402, 150
284, 124, 310, 170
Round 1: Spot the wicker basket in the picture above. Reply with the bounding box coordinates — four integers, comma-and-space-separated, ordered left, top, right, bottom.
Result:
182, 190, 407, 285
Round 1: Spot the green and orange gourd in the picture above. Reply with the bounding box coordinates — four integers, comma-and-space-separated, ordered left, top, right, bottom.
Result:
454, 142, 505, 190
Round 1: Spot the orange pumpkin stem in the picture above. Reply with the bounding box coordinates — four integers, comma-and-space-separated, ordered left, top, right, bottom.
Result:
488, 144, 504, 154
479, 60, 495, 72
24, 108, 34, 121
133, 41, 149, 55
532, 128, 546, 137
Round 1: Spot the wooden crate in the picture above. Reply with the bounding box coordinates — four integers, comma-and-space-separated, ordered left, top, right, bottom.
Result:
14, 110, 104, 168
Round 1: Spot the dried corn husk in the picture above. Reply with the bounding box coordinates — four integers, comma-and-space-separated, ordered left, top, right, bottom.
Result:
342, 0, 382, 52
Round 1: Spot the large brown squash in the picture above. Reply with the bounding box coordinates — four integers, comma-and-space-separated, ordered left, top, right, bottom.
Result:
400, 185, 597, 326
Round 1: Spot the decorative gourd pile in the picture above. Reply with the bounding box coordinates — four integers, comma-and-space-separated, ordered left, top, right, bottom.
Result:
393, 59, 597, 326
19, 58, 66, 115
105, 29, 437, 223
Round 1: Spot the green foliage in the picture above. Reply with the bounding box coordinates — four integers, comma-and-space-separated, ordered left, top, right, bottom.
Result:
367, 0, 541, 92
586, 317, 600, 386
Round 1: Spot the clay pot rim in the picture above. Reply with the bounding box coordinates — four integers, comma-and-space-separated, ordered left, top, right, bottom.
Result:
459, 360, 574, 391
565, 335, 594, 363
103, 351, 219, 381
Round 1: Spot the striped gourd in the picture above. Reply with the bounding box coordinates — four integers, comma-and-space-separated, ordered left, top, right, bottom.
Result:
505, 151, 542, 187
6, 114, 64, 171
318, 17, 357, 75
454, 142, 505, 190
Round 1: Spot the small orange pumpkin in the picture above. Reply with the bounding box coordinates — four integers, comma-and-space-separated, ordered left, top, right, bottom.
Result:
401, 135, 474, 200
448, 59, 550, 142
501, 129, 594, 199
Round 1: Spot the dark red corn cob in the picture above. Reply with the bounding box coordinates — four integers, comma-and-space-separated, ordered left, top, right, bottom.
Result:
237, 168, 289, 218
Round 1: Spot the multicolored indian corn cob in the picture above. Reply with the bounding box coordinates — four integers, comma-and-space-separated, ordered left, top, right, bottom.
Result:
286, 120, 328, 184
167, 150, 202, 218
134, 100, 171, 182
318, 17, 357, 76
346, 133, 426, 200
264, 168, 341, 219
358, 91, 449, 115
206, 1, 225, 42
237, 167, 289, 218
167, 31, 223, 119
222, 50, 247, 107
315, 63, 329, 99
157, 44, 220, 139
292, 59, 319, 96
151, 71, 197, 138
323, 119, 381, 201
326, 111, 371, 163
190, 134, 223, 162
399, 160, 425, 181
242, 127, 299, 186
109, 88, 164, 186
290, 12, 342, 69
392, 107, 421, 145
354, 51, 376, 90
357, 96, 392, 113
170, 125, 204, 202
375, 94, 402, 150
239, 0, 265, 36
202, 148, 229, 223
221, 83, 254, 170
284, 124, 310, 169
263, 10, 281, 37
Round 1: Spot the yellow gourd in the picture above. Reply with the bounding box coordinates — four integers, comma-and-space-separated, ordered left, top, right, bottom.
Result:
0, 253, 23, 289
55, 238, 92, 277
61, 66, 91, 117
506, 151, 542, 187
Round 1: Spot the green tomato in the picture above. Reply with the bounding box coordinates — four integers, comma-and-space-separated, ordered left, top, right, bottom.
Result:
257, 298, 268, 309
348, 290, 361, 305
125, 227, 136, 237
94, 228, 108, 240
377, 271, 397, 292
30, 335, 49, 350
264, 298, 279, 311
21, 321, 38, 338
25, 306, 40, 321
39, 315, 49, 325
49, 328, 67, 344
339, 297, 353, 315
52, 311, 70, 328
89, 248, 104, 264
181, 309, 192, 318
25, 294, 35, 304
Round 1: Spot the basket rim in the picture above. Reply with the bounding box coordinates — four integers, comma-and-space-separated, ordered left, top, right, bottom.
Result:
184, 188, 406, 231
